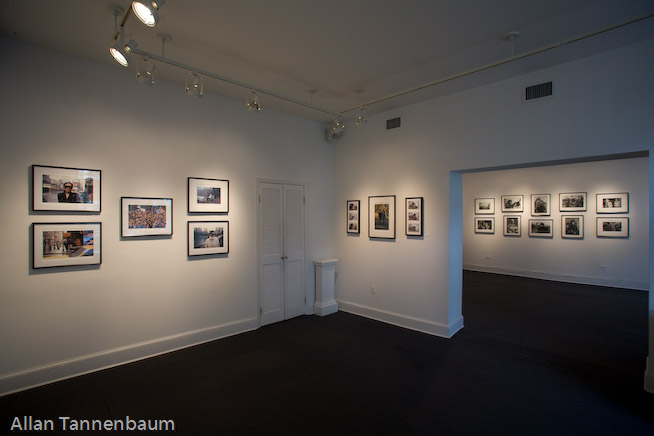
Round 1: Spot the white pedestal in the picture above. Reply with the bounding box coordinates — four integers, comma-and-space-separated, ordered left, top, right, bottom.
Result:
313, 258, 339, 316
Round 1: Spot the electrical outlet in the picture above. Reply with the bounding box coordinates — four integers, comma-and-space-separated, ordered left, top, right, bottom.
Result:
370, 284, 376, 294
599, 265, 607, 271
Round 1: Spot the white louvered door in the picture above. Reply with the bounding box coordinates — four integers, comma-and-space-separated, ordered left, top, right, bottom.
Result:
259, 182, 305, 326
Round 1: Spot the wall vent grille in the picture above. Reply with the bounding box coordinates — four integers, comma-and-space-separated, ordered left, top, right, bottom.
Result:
386, 117, 401, 130
525, 81, 553, 101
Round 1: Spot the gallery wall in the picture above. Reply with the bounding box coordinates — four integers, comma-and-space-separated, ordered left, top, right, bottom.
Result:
0, 37, 333, 394
462, 158, 649, 290
332, 38, 653, 341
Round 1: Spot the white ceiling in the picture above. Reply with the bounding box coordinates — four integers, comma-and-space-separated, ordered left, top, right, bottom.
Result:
1, 0, 652, 124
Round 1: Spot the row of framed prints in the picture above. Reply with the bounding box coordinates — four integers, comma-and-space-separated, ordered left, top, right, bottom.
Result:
475, 192, 629, 215
474, 215, 629, 238
33, 220, 230, 269
32, 165, 230, 213
347, 196, 423, 238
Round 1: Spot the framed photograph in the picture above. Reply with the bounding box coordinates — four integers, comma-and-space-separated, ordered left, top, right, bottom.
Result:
503, 216, 521, 236
474, 217, 494, 234
531, 194, 551, 216
188, 221, 229, 255
33, 222, 101, 269
474, 198, 495, 214
405, 197, 423, 236
121, 197, 173, 237
32, 165, 101, 212
597, 217, 629, 238
596, 193, 628, 214
188, 177, 229, 213
501, 195, 523, 213
346, 200, 360, 234
559, 192, 587, 212
562, 215, 584, 239
369, 195, 396, 239
528, 219, 553, 237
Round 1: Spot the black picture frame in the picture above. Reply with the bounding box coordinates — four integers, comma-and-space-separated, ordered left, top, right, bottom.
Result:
188, 221, 229, 255
121, 197, 173, 237
32, 165, 101, 212
346, 200, 360, 234
188, 177, 229, 213
33, 222, 102, 268
405, 197, 423, 236
369, 195, 396, 239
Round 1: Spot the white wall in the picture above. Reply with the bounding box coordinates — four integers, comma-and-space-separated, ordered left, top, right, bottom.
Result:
332, 39, 653, 342
0, 38, 333, 395
462, 158, 649, 290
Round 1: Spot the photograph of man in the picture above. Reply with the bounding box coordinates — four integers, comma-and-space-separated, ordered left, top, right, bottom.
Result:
57, 182, 80, 203
204, 230, 222, 248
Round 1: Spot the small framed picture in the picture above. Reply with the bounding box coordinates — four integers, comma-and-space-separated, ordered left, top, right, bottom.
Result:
32, 165, 101, 212
474, 198, 495, 214
346, 200, 360, 234
503, 215, 521, 236
597, 217, 629, 237
596, 193, 628, 214
501, 195, 523, 213
475, 217, 494, 234
561, 215, 584, 239
188, 177, 229, 213
531, 194, 551, 216
405, 197, 423, 236
369, 195, 396, 239
529, 219, 553, 237
188, 221, 229, 255
559, 192, 587, 212
121, 197, 173, 237
33, 222, 102, 269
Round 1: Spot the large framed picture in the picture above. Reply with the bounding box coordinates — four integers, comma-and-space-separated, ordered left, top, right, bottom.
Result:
405, 197, 423, 236
529, 219, 553, 237
503, 215, 521, 236
121, 197, 173, 237
596, 193, 628, 214
369, 195, 395, 239
559, 192, 587, 212
32, 165, 101, 212
33, 222, 101, 269
474, 198, 495, 214
597, 217, 629, 238
346, 200, 360, 234
501, 195, 523, 213
188, 221, 229, 255
188, 177, 229, 213
531, 194, 551, 216
475, 217, 494, 234
562, 215, 584, 239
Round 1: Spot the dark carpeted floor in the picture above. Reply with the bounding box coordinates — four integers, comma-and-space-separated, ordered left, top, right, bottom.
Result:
1, 271, 652, 435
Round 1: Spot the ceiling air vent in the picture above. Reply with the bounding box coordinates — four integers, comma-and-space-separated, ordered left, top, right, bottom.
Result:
386, 117, 401, 130
524, 81, 553, 101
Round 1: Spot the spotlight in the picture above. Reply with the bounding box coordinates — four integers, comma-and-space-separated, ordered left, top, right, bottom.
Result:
136, 57, 155, 85
109, 27, 135, 67
246, 91, 261, 111
355, 107, 368, 126
325, 116, 345, 143
185, 71, 203, 97
131, 0, 166, 27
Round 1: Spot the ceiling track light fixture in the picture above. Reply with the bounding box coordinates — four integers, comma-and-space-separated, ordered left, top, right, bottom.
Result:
135, 56, 155, 85
325, 116, 345, 143
132, 0, 166, 27
246, 90, 261, 111
185, 71, 203, 97
109, 26, 136, 67
354, 89, 367, 127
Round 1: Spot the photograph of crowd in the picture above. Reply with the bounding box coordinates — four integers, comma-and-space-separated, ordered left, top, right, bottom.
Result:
128, 205, 168, 229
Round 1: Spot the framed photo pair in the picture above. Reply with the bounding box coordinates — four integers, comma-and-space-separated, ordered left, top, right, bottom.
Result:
32, 165, 101, 212
33, 222, 102, 269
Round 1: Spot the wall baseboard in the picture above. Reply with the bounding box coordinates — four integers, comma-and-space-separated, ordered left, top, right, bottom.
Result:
0, 317, 258, 397
337, 300, 462, 338
463, 264, 649, 291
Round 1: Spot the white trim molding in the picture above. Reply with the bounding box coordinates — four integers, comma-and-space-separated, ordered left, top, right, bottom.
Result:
0, 317, 258, 397
338, 300, 463, 338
